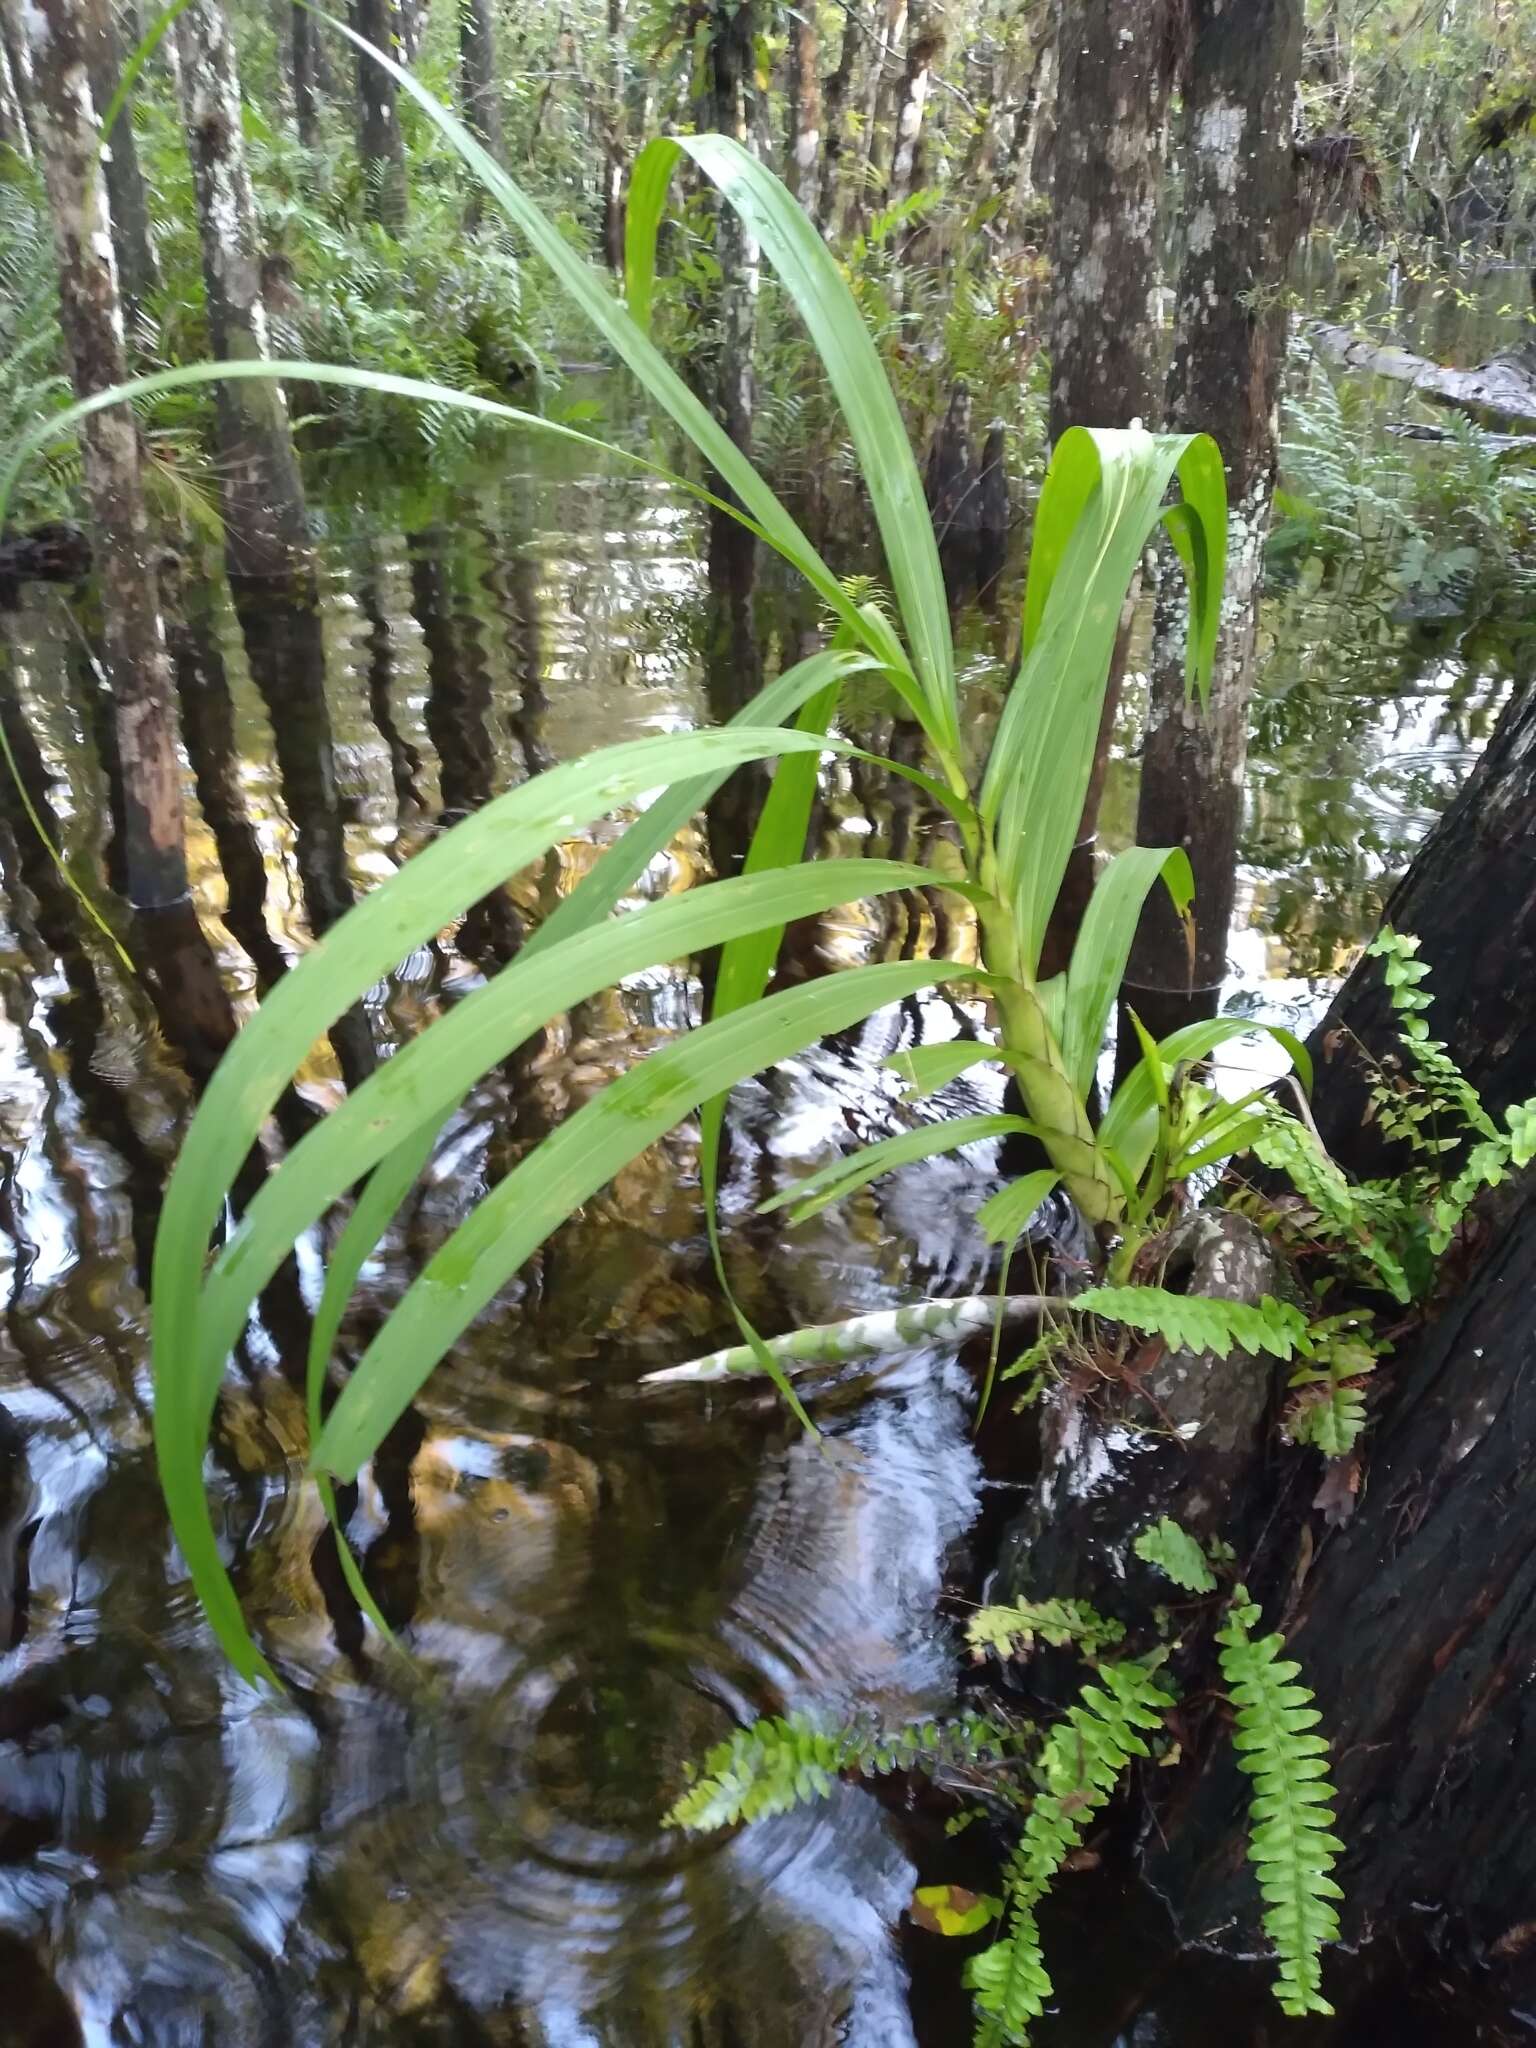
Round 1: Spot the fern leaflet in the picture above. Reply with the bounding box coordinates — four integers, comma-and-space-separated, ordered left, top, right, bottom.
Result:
1133, 1516, 1216, 1592
1073, 1285, 1309, 1361
1217, 1590, 1343, 2018
967, 1661, 1173, 2045
967, 1597, 1125, 1661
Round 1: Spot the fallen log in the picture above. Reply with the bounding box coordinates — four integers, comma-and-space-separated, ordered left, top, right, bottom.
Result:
1308, 319, 1536, 425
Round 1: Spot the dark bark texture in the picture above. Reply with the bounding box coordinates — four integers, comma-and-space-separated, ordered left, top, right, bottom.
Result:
1125, 0, 1304, 1037
458, 0, 505, 163
291, 0, 319, 150
85, 8, 159, 325
351, 0, 408, 228
1046, 0, 1178, 441
9, 0, 186, 910
175, 0, 311, 582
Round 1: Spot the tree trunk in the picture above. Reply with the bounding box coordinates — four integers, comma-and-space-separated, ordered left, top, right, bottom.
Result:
175, 0, 311, 583
1122, 0, 1304, 1051
351, 0, 408, 229
786, 1, 822, 225
0, 15, 32, 161
818, 3, 859, 233
1035, 0, 1180, 979
458, 0, 505, 164
887, 1, 939, 210
845, 0, 904, 230
291, 0, 320, 150
86, 5, 159, 328
7, 0, 187, 913
697, 0, 759, 545
599, 0, 628, 271
997, 677, 1536, 2023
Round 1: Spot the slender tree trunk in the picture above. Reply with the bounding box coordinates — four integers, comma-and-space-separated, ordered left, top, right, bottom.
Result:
844, 0, 904, 229
175, 0, 310, 583
350, 0, 408, 229
888, 1, 939, 210
600, 0, 628, 271
86, 6, 159, 327
0, 18, 33, 162
786, 2, 822, 223
7, 0, 187, 912
291, 0, 320, 150
699, 0, 759, 467
818, 3, 859, 232
1123, 0, 1304, 1049
458, 0, 505, 163
1036, 0, 1180, 979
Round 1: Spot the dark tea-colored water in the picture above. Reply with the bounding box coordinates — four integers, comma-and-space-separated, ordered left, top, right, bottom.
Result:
0, 401, 1524, 2044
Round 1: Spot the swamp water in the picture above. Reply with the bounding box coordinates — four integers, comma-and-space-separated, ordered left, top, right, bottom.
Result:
0, 414, 1525, 2046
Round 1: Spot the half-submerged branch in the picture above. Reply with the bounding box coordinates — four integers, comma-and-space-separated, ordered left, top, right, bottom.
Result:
642, 1293, 1053, 1385
1308, 320, 1536, 425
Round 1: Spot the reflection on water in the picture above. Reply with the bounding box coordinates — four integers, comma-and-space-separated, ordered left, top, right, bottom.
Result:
0, 412, 1524, 2043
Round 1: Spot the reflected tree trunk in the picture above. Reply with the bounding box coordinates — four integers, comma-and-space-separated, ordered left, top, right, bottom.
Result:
351, 0, 408, 229
1123, 0, 1304, 1052
358, 549, 426, 817
175, 0, 311, 584
409, 532, 523, 969
8, 0, 188, 914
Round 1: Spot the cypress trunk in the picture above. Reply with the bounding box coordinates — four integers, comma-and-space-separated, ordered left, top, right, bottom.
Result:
785, 2, 822, 224
1037, 0, 1180, 978
291, 0, 320, 150
0, 16, 33, 162
175, 0, 311, 583
1123, 0, 1305, 1050
458, 0, 505, 163
887, 2, 939, 211
85, 5, 159, 327
7, 0, 187, 912
600, 0, 628, 271
350, 0, 408, 229
818, 5, 860, 233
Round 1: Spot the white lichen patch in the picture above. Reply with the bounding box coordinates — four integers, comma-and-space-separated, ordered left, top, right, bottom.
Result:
1194, 97, 1247, 196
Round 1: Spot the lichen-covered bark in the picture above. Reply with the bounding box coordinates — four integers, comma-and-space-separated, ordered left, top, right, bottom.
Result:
1125, 0, 1304, 1037
85, 2, 158, 325
817, 5, 860, 233
175, 0, 310, 582
8, 0, 186, 910
1046, 0, 1178, 440
785, 2, 821, 226
888, 3, 939, 209
0, 16, 33, 161
457, 0, 505, 163
350, 0, 408, 229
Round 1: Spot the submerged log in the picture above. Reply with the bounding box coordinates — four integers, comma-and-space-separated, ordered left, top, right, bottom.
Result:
1309, 319, 1536, 425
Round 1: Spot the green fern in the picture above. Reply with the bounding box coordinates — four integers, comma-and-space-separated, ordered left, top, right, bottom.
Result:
1132, 1516, 1217, 1593
664, 1709, 1010, 1832
1285, 1313, 1381, 1458
967, 1597, 1125, 1662
1217, 1590, 1343, 2019
1073, 1285, 1309, 1361
967, 1661, 1174, 2046
1249, 1108, 1416, 1302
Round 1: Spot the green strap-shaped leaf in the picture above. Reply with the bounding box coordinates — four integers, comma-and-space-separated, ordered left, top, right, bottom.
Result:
1100, 1016, 1312, 1185
1060, 844, 1194, 1102
310, 7, 886, 666
759, 1113, 1043, 1226
626, 132, 956, 767
313, 958, 966, 1479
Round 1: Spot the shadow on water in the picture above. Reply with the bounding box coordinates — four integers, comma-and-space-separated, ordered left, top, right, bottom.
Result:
0, 411, 1527, 2043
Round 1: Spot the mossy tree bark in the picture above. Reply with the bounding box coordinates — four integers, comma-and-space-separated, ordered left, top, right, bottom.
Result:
785, 0, 821, 225
599, 0, 628, 270
174, 0, 311, 583
7, 0, 186, 912
458, 0, 505, 164
291, 0, 320, 151
1124, 0, 1305, 1048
